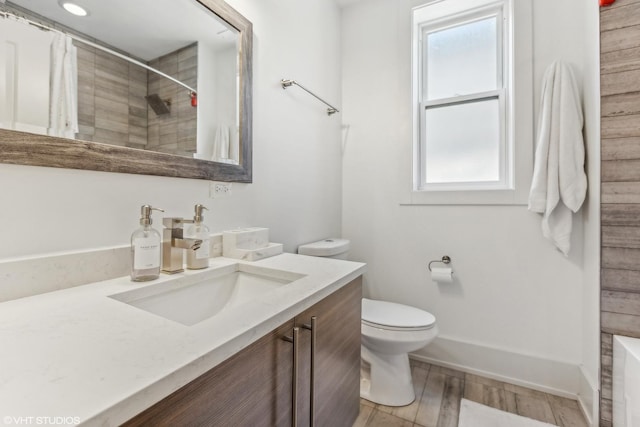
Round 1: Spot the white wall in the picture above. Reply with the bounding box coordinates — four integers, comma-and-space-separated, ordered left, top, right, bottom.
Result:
580, 1, 601, 423
0, 0, 342, 264
341, 0, 599, 401
0, 19, 53, 134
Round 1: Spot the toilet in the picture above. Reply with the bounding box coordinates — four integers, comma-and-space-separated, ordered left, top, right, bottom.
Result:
298, 238, 439, 407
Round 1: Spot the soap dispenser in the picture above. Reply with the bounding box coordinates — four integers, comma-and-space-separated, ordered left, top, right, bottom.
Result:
131, 205, 164, 281
186, 204, 210, 269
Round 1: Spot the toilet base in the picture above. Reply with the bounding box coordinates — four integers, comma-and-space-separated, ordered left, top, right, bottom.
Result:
360, 345, 415, 406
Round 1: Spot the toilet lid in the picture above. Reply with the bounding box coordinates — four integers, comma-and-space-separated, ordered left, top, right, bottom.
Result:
362, 298, 436, 330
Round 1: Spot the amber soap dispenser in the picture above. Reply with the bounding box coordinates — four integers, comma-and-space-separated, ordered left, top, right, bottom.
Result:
131, 205, 164, 281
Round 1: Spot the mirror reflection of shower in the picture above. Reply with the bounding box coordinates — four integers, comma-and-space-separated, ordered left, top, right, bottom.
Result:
0, 0, 240, 164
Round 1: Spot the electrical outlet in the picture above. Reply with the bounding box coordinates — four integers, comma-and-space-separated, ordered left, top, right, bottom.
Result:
210, 181, 232, 198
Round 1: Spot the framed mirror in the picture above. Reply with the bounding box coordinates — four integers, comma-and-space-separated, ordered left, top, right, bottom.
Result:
0, 0, 252, 182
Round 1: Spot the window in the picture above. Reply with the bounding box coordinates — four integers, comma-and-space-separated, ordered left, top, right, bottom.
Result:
410, 0, 532, 205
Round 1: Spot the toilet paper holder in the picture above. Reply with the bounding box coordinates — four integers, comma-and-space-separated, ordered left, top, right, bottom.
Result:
428, 255, 451, 271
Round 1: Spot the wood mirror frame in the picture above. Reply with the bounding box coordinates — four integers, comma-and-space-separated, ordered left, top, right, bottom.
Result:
0, 0, 252, 183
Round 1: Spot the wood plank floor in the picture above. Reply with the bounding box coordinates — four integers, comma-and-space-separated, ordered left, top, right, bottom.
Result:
353, 360, 588, 427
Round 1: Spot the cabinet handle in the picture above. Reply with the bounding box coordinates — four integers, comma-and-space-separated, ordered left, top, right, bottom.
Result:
302, 316, 317, 427
283, 327, 300, 427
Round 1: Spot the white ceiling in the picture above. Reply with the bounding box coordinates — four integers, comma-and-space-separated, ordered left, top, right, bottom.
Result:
9, 0, 235, 60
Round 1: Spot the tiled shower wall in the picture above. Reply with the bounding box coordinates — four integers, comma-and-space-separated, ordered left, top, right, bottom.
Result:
600, 1, 640, 425
147, 44, 198, 156
76, 43, 198, 156
76, 44, 148, 148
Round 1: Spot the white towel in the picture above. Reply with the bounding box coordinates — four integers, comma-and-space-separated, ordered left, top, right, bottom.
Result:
212, 124, 230, 161
528, 61, 587, 256
48, 34, 78, 139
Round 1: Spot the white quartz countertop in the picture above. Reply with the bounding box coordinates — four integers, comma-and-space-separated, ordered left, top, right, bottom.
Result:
0, 253, 365, 426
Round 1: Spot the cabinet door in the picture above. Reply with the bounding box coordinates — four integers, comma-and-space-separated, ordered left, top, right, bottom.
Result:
295, 277, 362, 427
123, 320, 295, 427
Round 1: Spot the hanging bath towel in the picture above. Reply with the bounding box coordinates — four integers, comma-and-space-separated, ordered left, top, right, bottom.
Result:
528, 61, 587, 256
48, 33, 78, 139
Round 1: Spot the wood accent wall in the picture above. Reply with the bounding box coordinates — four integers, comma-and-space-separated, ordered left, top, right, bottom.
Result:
147, 44, 198, 157
600, 1, 640, 425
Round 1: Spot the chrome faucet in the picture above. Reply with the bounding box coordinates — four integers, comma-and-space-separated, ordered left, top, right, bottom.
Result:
162, 217, 202, 274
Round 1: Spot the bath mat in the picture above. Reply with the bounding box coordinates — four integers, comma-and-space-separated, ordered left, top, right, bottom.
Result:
458, 398, 556, 427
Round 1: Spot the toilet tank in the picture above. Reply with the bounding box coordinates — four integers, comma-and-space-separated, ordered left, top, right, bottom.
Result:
298, 238, 350, 260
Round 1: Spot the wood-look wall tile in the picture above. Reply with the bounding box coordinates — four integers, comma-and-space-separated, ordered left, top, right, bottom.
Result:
95, 116, 128, 134
602, 289, 640, 315
178, 55, 197, 72
602, 93, 640, 117
602, 114, 640, 139
75, 45, 95, 63
603, 226, 640, 248
95, 51, 128, 75
601, 3, 640, 32
602, 160, 640, 181
78, 112, 95, 128
601, 46, 640, 74
602, 333, 614, 355
178, 67, 198, 82
602, 182, 640, 203
602, 204, 640, 225
602, 247, 640, 270
602, 137, 640, 161
95, 68, 129, 88
602, 268, 640, 292
602, 69, 640, 97
95, 81, 129, 104
96, 97, 129, 115
601, 398, 613, 422
602, 312, 640, 337
601, 369, 612, 400
602, 24, 640, 54
178, 44, 198, 60
93, 130, 127, 147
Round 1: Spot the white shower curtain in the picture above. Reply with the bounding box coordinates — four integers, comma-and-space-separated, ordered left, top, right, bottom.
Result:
48, 34, 78, 139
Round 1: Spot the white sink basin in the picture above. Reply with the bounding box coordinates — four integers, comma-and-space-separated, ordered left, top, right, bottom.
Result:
109, 264, 305, 326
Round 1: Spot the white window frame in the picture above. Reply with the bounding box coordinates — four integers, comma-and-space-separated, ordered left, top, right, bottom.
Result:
407, 0, 533, 206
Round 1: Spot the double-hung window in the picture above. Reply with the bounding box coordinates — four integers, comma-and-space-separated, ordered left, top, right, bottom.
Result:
413, 0, 521, 198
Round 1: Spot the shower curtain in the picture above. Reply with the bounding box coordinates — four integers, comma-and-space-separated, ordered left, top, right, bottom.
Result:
48, 33, 78, 139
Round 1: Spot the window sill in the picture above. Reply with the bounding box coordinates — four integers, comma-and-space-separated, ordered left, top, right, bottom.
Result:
399, 188, 529, 206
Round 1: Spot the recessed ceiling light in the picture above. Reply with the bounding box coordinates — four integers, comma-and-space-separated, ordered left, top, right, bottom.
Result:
60, 2, 88, 17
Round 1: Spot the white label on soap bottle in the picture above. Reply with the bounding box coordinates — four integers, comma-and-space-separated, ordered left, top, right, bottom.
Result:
196, 239, 210, 260
134, 237, 160, 269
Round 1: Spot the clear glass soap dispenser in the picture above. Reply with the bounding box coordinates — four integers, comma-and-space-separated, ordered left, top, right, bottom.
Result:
131, 205, 164, 281
186, 204, 210, 270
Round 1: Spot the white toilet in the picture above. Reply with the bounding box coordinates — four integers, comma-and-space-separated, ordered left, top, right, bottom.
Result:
298, 238, 439, 407
361, 298, 438, 406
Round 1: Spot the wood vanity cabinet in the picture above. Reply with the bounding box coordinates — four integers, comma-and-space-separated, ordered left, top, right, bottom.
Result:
123, 277, 362, 427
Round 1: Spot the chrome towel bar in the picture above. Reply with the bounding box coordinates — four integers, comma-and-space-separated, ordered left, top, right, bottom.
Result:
281, 79, 340, 116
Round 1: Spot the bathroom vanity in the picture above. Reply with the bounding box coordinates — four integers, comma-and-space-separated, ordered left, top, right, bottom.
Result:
0, 254, 365, 426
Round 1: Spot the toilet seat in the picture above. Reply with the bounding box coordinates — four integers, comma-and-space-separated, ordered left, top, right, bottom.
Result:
362, 298, 436, 332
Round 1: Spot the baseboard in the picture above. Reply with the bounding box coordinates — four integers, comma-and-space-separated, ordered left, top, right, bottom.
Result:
577, 365, 598, 426
411, 335, 581, 400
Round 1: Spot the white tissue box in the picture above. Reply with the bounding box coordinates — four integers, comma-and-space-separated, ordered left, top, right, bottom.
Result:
223, 227, 282, 261
223, 227, 269, 252
225, 242, 284, 262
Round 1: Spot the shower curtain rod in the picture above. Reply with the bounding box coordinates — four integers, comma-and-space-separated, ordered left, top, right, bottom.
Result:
0, 10, 197, 95
280, 79, 339, 116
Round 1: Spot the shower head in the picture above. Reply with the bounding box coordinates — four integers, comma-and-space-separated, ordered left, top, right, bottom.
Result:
145, 94, 171, 115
